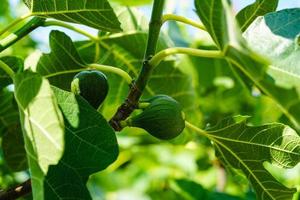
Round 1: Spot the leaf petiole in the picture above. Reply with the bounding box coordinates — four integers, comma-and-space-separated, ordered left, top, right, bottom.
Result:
149, 47, 223, 67
162, 14, 206, 31
45, 64, 133, 85
88, 64, 133, 85
42, 21, 100, 42
185, 120, 211, 139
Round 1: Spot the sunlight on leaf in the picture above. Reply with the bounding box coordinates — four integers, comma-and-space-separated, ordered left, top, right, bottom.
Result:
207, 116, 299, 200
23, 0, 122, 32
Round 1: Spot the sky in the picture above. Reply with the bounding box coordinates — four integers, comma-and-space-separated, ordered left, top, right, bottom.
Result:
8, 0, 300, 51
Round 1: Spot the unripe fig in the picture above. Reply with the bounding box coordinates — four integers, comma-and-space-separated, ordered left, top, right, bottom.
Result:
71, 70, 109, 108
127, 95, 185, 140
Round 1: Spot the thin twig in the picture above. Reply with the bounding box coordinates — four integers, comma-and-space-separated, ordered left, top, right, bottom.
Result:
0, 179, 31, 200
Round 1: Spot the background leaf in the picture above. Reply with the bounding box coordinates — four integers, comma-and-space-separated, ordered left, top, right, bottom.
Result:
24, 0, 122, 32
171, 179, 243, 200
45, 86, 119, 199
236, 0, 279, 32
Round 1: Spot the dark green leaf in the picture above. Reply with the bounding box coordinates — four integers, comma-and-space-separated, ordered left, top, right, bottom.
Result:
2, 125, 27, 172
0, 89, 27, 171
236, 0, 279, 32
45, 86, 119, 199
207, 116, 299, 200
24, 0, 122, 32
36, 30, 85, 91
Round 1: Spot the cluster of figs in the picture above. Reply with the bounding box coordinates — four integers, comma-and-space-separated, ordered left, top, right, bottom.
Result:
71, 70, 185, 140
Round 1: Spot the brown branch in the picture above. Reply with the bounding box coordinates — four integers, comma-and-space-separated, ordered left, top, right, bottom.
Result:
109, 62, 147, 130
0, 179, 31, 200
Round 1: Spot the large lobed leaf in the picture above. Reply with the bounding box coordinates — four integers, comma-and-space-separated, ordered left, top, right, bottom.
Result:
24, 0, 122, 32
207, 116, 300, 200
14, 70, 65, 199
44, 86, 119, 199
236, 0, 279, 32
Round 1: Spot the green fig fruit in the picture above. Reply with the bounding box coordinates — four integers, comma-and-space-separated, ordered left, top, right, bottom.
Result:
71, 70, 109, 108
128, 95, 185, 140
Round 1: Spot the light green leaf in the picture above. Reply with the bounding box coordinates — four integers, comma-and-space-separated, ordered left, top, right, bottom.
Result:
24, 0, 122, 32
243, 8, 300, 93
0, 89, 27, 172
0, 56, 23, 90
14, 70, 65, 198
44, 86, 118, 199
207, 116, 299, 200
236, 0, 279, 32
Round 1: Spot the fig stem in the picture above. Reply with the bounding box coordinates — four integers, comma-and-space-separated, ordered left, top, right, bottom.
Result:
162, 14, 206, 31
185, 121, 209, 138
